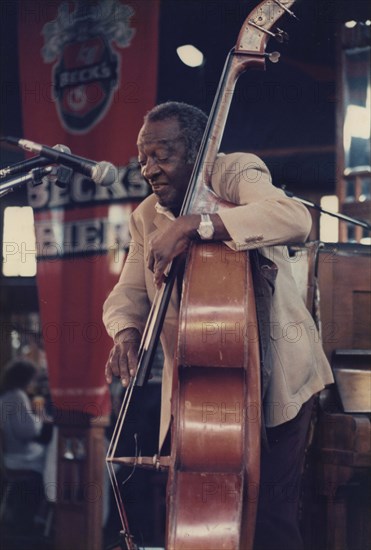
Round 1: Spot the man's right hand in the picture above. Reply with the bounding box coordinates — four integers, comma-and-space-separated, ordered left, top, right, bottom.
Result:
105, 327, 141, 387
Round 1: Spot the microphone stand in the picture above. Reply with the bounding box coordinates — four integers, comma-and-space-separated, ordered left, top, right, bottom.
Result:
0, 166, 53, 198
282, 187, 371, 231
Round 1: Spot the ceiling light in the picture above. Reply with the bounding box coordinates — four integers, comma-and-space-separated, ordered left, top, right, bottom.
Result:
176, 45, 204, 68
344, 20, 357, 28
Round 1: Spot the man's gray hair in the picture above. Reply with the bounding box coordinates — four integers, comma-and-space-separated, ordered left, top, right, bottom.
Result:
144, 101, 208, 163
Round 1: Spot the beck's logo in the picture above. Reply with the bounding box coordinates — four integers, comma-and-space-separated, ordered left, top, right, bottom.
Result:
41, 0, 135, 134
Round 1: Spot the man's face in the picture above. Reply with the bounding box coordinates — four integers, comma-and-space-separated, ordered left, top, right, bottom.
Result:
137, 117, 194, 215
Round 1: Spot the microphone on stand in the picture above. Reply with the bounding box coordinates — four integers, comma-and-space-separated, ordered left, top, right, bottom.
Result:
0, 155, 52, 178
4, 137, 118, 186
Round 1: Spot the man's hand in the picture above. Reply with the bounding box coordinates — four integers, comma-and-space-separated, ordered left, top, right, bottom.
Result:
147, 215, 199, 288
147, 214, 230, 289
105, 327, 141, 387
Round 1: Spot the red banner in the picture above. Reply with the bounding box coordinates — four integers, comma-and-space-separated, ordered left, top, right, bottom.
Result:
18, 0, 159, 417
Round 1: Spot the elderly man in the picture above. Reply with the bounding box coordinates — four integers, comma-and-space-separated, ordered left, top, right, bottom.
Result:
103, 101, 333, 550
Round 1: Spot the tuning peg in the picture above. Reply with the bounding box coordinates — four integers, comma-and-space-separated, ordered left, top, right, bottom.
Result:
275, 27, 289, 43
273, 0, 299, 20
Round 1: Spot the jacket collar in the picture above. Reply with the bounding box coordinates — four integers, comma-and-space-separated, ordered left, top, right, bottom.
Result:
153, 202, 176, 229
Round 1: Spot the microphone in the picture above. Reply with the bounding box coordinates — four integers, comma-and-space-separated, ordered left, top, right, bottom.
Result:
5, 137, 118, 186
0, 155, 51, 179
0, 144, 72, 180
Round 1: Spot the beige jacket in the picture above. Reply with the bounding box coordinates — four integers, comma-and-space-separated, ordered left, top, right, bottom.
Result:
103, 153, 334, 448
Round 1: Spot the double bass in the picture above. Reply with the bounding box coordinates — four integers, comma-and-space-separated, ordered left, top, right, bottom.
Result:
106, 1, 298, 548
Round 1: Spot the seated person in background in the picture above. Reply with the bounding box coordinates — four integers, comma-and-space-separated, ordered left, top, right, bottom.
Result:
0, 358, 52, 534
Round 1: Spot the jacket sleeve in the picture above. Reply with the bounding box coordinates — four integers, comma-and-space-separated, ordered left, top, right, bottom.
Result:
102, 212, 151, 340
211, 152, 312, 250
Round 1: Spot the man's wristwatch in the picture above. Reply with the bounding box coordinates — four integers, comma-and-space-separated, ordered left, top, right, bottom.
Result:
197, 214, 215, 240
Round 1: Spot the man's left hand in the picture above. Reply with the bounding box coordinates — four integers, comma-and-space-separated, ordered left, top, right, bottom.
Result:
147, 215, 199, 288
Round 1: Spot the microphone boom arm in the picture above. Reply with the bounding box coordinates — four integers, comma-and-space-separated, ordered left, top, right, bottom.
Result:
283, 187, 371, 231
